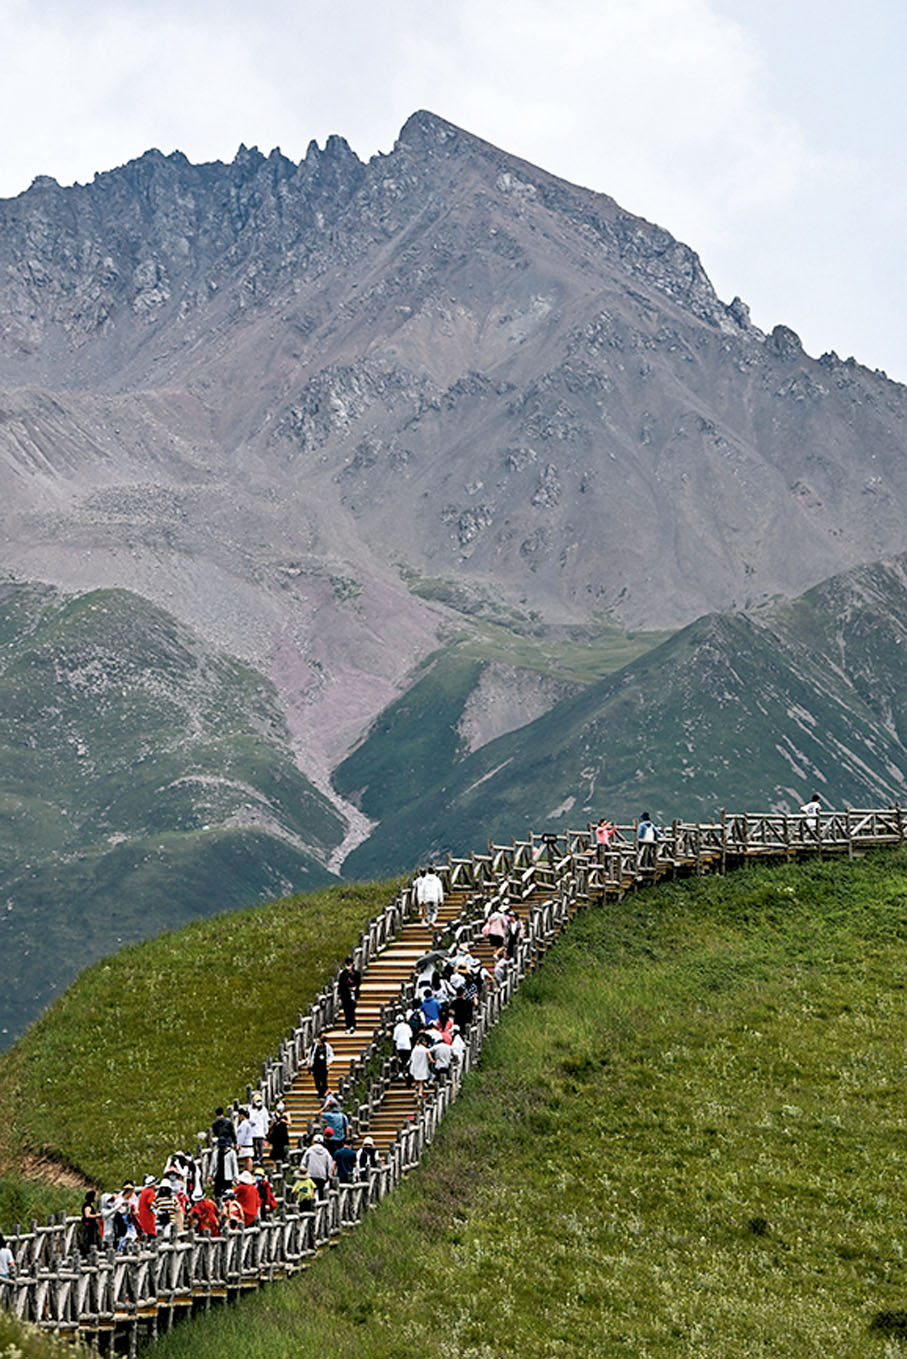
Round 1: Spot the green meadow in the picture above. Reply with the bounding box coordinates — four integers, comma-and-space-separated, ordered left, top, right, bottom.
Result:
0, 878, 401, 1207
143, 846, 907, 1358
3, 848, 907, 1356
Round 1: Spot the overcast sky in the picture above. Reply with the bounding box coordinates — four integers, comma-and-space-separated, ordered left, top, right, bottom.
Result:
2, 0, 904, 381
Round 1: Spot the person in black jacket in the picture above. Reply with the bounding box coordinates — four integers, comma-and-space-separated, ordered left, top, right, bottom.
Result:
267, 1109, 290, 1165
337, 957, 361, 1033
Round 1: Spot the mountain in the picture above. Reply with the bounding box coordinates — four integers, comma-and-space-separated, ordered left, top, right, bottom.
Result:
2, 111, 907, 1035
2, 110, 907, 790
0, 582, 342, 1042
341, 554, 907, 877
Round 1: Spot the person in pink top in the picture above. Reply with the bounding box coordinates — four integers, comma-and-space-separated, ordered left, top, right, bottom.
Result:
482, 907, 510, 960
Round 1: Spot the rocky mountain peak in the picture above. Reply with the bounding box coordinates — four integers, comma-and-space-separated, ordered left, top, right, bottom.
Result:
1, 108, 907, 751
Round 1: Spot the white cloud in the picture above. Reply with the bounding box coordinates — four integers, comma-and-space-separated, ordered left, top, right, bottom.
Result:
390, 0, 837, 257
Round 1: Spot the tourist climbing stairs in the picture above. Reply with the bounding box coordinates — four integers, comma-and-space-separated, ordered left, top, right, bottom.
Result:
278, 880, 554, 1161
280, 891, 470, 1157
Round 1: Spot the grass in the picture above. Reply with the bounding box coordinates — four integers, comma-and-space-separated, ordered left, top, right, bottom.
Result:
136, 845, 907, 1358
0, 1313, 91, 1358
0, 876, 402, 1211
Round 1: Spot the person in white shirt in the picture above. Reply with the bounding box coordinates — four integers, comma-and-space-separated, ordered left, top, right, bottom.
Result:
409, 1034, 434, 1098
301, 1134, 335, 1199
450, 1026, 467, 1064
0, 1234, 15, 1278
393, 1011, 413, 1078
430, 1035, 452, 1074
249, 1093, 270, 1163
800, 794, 821, 836
417, 867, 445, 926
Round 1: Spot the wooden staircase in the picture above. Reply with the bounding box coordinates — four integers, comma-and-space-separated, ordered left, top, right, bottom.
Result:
278, 889, 534, 1158
280, 893, 467, 1156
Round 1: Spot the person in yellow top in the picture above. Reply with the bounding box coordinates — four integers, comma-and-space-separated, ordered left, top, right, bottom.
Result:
290, 1169, 317, 1210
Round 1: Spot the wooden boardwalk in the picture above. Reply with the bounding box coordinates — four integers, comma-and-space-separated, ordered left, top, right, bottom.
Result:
0, 806, 903, 1351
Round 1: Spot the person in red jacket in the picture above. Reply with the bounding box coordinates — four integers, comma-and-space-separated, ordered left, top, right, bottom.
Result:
136, 1176, 157, 1239
234, 1171, 260, 1227
188, 1194, 220, 1235
253, 1166, 277, 1219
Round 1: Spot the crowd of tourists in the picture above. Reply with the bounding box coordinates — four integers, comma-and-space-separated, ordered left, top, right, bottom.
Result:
55, 902, 527, 1259
2, 867, 542, 1275
61, 1087, 382, 1260
68, 1120, 284, 1259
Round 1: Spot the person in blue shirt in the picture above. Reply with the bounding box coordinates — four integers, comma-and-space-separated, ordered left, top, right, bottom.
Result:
420, 986, 441, 1026
320, 1094, 349, 1146
636, 812, 661, 867
333, 1138, 357, 1184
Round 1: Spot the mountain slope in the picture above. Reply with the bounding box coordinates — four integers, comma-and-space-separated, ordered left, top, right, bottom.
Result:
1, 111, 907, 782
0, 582, 343, 1044
342, 554, 907, 877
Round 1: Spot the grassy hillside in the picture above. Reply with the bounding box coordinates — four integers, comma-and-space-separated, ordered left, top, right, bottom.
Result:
343, 567, 907, 878
0, 581, 345, 1045
125, 844, 907, 1358
0, 877, 400, 1203
0, 1314, 90, 1359
334, 649, 485, 819
334, 622, 670, 825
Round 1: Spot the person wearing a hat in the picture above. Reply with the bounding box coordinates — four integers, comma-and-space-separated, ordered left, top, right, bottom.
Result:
482, 905, 510, 960
300, 1133, 334, 1200
154, 1178, 179, 1238
357, 1136, 380, 1179
234, 1171, 260, 1227
505, 908, 524, 960
221, 1189, 244, 1229
249, 1093, 270, 1164
320, 1094, 349, 1146
99, 1191, 118, 1247
337, 956, 361, 1033
290, 1166, 317, 1211
253, 1166, 278, 1218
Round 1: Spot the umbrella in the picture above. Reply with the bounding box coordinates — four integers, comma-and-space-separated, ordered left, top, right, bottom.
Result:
415, 950, 448, 970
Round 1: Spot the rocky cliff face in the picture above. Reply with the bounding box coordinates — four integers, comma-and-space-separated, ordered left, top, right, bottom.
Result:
1, 109, 907, 781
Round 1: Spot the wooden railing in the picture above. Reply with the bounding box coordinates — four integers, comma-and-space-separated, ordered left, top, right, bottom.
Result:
1, 805, 904, 1350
